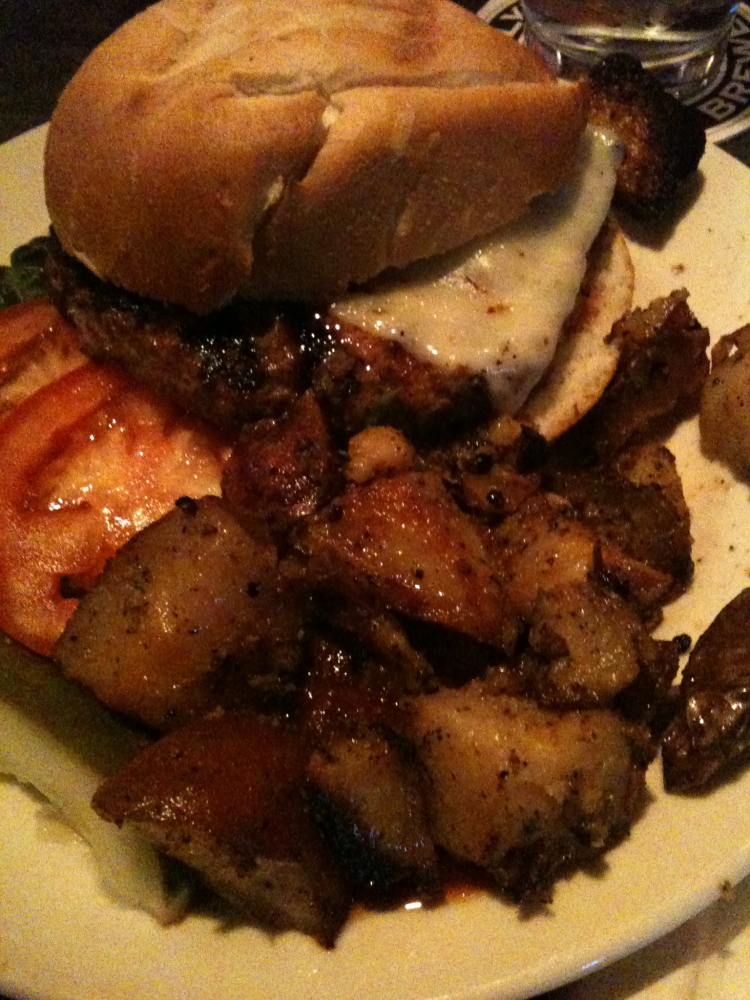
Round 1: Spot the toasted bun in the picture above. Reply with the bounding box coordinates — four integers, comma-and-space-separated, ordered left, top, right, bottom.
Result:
44, 0, 589, 314
519, 217, 635, 439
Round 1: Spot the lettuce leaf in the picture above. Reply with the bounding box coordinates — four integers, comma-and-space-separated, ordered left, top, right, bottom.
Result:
0, 235, 50, 307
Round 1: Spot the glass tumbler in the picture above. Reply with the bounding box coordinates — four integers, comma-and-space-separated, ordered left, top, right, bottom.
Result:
520, 0, 738, 98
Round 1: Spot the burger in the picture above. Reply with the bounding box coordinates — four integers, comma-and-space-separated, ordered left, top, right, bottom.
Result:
42, 0, 637, 443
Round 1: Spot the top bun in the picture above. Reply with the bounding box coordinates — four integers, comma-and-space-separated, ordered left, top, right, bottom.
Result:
44, 0, 589, 314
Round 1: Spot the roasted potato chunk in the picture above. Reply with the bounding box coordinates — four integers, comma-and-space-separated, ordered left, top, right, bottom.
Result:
491, 494, 598, 619
408, 683, 651, 899
93, 711, 349, 945
307, 730, 438, 900
299, 471, 519, 650
55, 496, 297, 730
528, 581, 643, 707
566, 290, 710, 457
547, 448, 693, 600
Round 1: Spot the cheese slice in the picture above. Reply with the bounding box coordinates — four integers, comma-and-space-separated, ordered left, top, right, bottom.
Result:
331, 128, 621, 414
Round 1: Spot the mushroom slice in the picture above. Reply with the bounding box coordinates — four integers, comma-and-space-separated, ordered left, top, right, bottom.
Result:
663, 588, 750, 792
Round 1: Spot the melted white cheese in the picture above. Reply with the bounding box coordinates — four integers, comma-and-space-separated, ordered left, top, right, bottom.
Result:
331, 128, 621, 414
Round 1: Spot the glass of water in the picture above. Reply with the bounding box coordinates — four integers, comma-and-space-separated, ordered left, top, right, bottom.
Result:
520, 0, 738, 98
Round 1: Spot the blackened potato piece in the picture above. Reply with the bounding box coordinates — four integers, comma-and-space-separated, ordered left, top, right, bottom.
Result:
527, 578, 680, 724
55, 496, 299, 730
588, 53, 705, 219
222, 391, 340, 539
615, 631, 682, 738
604, 443, 692, 614
307, 730, 438, 900
298, 471, 519, 650
93, 711, 349, 945
408, 683, 651, 900
547, 450, 693, 601
663, 589, 750, 792
578, 290, 710, 456
308, 607, 436, 701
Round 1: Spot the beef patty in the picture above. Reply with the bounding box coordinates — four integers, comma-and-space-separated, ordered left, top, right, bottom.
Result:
44, 233, 491, 442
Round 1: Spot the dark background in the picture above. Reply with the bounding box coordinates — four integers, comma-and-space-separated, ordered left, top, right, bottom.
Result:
0, 0, 152, 143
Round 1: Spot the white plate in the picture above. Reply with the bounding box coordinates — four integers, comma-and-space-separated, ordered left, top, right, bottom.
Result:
1, 126, 750, 1000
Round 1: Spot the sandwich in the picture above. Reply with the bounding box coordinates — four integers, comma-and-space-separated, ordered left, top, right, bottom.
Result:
43, 0, 635, 441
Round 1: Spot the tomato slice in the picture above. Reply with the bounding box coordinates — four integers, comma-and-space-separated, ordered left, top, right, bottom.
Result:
0, 361, 229, 656
0, 298, 85, 421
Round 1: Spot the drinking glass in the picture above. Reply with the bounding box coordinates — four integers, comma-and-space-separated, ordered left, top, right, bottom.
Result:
520, 0, 738, 98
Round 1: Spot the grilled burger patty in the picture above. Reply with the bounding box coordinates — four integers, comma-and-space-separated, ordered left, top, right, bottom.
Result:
44, 233, 492, 442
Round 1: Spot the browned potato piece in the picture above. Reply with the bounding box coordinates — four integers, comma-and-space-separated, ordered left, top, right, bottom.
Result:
700, 326, 750, 480
547, 445, 693, 606
93, 711, 349, 945
491, 494, 598, 619
614, 443, 690, 520
408, 683, 650, 899
307, 731, 437, 899
528, 581, 642, 707
55, 496, 290, 730
299, 471, 519, 650
580, 290, 710, 456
